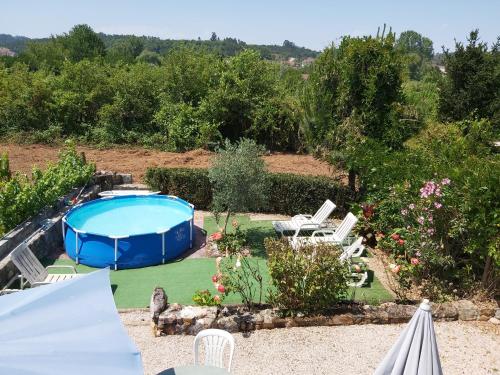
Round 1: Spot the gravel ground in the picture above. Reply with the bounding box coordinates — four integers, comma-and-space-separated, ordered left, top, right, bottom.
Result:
121, 311, 500, 375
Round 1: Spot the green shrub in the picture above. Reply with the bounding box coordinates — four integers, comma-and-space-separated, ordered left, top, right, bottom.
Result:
267, 173, 351, 216
145, 167, 352, 216
145, 167, 212, 209
0, 141, 95, 235
265, 238, 349, 315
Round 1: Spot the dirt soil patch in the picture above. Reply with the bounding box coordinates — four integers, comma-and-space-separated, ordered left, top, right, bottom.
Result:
1, 143, 344, 182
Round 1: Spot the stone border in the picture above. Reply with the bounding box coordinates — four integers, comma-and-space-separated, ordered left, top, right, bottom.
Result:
156, 300, 499, 336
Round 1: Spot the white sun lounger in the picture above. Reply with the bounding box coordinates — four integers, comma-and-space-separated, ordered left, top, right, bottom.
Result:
272, 199, 336, 236
9, 243, 80, 289
289, 212, 358, 250
98, 190, 160, 197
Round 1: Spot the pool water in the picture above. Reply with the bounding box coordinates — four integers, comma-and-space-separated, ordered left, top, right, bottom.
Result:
66, 196, 193, 237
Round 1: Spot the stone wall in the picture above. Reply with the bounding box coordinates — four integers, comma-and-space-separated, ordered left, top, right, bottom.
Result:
156, 301, 499, 336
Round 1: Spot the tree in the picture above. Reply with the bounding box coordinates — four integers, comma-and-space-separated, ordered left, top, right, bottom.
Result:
303, 35, 407, 150
210, 32, 219, 42
208, 139, 269, 233
439, 30, 500, 127
396, 30, 434, 60
21, 37, 66, 72
62, 24, 106, 62
107, 36, 144, 63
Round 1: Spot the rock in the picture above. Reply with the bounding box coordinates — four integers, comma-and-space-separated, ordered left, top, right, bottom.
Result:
285, 317, 298, 328
237, 313, 256, 331
432, 302, 458, 321
369, 308, 390, 324
263, 314, 274, 329
188, 319, 206, 335
221, 307, 230, 317
386, 304, 418, 324
488, 317, 499, 325
454, 300, 479, 321
329, 314, 354, 326
217, 316, 239, 333
168, 303, 183, 312
150, 287, 168, 322
254, 314, 264, 330
496, 309, 500, 320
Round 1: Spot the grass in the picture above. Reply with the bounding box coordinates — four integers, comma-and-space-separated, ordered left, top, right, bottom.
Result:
49, 214, 393, 308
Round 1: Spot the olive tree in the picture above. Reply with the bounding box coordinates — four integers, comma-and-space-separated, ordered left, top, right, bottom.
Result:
208, 138, 269, 233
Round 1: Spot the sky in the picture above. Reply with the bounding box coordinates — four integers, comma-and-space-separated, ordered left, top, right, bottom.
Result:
1, 0, 499, 51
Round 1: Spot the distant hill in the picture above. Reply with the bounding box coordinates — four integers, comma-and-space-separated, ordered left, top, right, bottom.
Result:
0, 34, 32, 54
0, 32, 319, 62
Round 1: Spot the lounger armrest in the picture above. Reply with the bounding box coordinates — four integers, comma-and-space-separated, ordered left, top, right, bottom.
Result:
292, 214, 312, 220
311, 229, 336, 238
347, 272, 368, 288
46, 265, 78, 274
351, 245, 365, 258
31, 281, 51, 287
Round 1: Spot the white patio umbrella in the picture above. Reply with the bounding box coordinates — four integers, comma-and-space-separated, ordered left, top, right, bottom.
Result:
0, 268, 143, 375
374, 299, 443, 375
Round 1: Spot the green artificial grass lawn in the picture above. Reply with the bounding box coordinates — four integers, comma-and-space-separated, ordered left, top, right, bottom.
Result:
49, 214, 393, 308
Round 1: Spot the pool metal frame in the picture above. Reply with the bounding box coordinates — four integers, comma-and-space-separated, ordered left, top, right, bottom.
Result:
62, 195, 194, 270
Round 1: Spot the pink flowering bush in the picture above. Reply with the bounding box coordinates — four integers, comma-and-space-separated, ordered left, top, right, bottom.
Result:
374, 178, 468, 300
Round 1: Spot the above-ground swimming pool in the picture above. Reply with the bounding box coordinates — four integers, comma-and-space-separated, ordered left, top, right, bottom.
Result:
63, 195, 194, 270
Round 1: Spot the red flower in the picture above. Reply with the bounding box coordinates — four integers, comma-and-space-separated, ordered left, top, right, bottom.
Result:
210, 232, 223, 241
411, 258, 419, 265
391, 233, 400, 241
398, 239, 405, 246
217, 284, 225, 293
211, 274, 219, 283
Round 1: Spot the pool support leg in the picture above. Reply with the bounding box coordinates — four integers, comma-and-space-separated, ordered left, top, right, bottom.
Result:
75, 232, 79, 265
190, 218, 193, 249
161, 232, 166, 264
114, 238, 118, 271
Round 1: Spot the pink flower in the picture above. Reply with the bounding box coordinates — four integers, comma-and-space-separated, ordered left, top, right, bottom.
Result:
391, 265, 401, 274
401, 209, 408, 216
398, 239, 405, 246
391, 233, 400, 241
441, 178, 451, 185
408, 204, 415, 210
417, 216, 425, 225
210, 232, 223, 241
427, 228, 435, 235
411, 258, 420, 265
434, 202, 442, 209
213, 295, 221, 303
428, 215, 433, 223
211, 274, 219, 283
415, 251, 421, 257
217, 284, 225, 293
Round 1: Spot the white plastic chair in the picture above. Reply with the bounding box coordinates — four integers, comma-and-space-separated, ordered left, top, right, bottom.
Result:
193, 329, 235, 372
272, 199, 336, 236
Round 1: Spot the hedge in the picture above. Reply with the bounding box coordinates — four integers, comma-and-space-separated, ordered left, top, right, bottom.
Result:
145, 167, 353, 216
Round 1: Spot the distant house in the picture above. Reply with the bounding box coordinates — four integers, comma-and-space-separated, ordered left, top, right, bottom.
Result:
301, 57, 315, 67
0, 47, 16, 57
